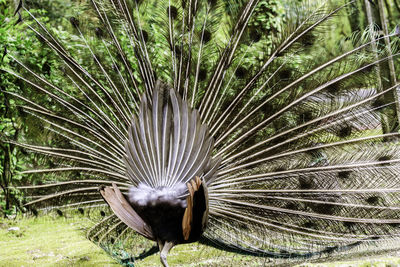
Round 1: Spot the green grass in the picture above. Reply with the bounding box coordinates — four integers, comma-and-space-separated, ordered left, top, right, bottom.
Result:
0, 215, 262, 266
299, 257, 400, 267
0, 215, 119, 267
1, 215, 400, 266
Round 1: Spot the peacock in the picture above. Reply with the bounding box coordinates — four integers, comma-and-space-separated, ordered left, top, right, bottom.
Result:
3, 0, 400, 266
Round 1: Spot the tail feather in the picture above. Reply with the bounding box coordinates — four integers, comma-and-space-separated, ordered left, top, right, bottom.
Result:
2, 0, 400, 264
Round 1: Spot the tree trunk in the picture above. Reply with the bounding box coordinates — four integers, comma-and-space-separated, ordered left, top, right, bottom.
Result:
364, 0, 400, 136
1, 144, 11, 215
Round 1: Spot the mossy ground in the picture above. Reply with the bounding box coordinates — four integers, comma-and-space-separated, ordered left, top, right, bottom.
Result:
1, 215, 400, 266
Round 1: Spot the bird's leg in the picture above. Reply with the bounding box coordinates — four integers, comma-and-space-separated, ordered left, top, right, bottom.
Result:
157, 239, 164, 252
160, 241, 175, 267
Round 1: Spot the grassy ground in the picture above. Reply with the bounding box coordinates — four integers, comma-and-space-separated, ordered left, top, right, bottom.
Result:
0, 215, 119, 267
0, 215, 261, 266
1, 215, 400, 266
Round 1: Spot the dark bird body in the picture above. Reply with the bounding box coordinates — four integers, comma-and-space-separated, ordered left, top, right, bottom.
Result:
101, 178, 208, 244
101, 176, 208, 265
133, 196, 187, 242
4, 0, 400, 266
127, 181, 208, 245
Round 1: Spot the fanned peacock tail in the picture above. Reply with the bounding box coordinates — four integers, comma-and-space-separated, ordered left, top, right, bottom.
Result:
3, 0, 400, 265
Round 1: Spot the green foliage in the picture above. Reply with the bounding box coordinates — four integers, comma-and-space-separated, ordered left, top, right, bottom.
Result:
0, 0, 25, 215
249, 0, 282, 39
0, 0, 80, 216
235, 0, 283, 67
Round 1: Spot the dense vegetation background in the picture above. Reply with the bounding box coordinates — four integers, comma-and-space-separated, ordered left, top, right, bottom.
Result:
0, 0, 399, 217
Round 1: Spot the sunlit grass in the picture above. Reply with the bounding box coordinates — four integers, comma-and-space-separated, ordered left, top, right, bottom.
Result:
0, 215, 119, 266
0, 215, 263, 266
1, 215, 400, 266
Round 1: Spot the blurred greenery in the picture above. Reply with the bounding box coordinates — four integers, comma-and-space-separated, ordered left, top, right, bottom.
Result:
0, 0, 76, 215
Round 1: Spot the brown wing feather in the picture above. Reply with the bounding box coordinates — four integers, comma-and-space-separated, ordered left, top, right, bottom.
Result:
100, 183, 155, 240
200, 178, 209, 229
182, 182, 194, 240
182, 176, 208, 241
